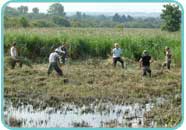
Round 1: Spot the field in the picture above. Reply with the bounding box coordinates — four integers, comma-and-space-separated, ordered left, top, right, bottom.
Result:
4, 28, 182, 128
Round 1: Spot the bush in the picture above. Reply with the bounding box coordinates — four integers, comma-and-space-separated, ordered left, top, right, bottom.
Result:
20, 17, 29, 28
31, 20, 56, 27
52, 16, 71, 27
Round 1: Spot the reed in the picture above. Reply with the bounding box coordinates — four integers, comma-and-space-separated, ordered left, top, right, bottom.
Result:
4, 27, 181, 66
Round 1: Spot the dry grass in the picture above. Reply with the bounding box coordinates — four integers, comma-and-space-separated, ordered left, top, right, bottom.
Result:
4, 58, 182, 127
4, 58, 181, 104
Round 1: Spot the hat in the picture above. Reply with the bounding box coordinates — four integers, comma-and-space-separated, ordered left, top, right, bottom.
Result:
114, 43, 119, 46
165, 46, 169, 50
143, 50, 147, 54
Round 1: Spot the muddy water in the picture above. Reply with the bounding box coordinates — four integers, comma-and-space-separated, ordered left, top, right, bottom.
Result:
4, 101, 157, 128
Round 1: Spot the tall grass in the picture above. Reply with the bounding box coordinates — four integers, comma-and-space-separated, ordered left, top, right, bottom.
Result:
4, 28, 181, 66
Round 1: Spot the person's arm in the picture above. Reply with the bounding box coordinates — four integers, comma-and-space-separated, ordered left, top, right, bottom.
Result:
61, 50, 66, 54
15, 48, 18, 57
56, 54, 61, 66
111, 48, 114, 57
60, 47, 67, 54
139, 58, 142, 68
150, 57, 153, 63
168, 50, 172, 58
10, 47, 13, 56
111, 48, 114, 54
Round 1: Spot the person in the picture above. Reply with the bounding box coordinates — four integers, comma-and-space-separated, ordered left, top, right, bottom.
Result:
162, 46, 172, 70
112, 43, 124, 69
10, 42, 22, 69
55, 43, 68, 64
139, 50, 152, 77
48, 49, 63, 76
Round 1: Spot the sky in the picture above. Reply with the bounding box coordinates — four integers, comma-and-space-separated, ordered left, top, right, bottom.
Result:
7, 2, 169, 13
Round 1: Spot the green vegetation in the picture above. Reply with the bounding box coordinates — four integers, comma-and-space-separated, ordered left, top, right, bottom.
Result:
19, 17, 29, 28
4, 3, 161, 28
161, 4, 181, 32
4, 28, 181, 66
5, 3, 182, 30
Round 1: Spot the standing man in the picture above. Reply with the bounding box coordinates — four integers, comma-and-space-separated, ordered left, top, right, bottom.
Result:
112, 43, 124, 69
10, 42, 22, 69
48, 49, 63, 76
162, 46, 172, 70
139, 50, 152, 77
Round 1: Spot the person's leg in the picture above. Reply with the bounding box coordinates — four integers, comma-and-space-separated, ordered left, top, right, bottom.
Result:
162, 62, 166, 69
53, 63, 63, 76
11, 61, 16, 69
143, 66, 147, 76
47, 63, 53, 76
11, 59, 16, 69
147, 66, 151, 77
16, 59, 22, 68
118, 57, 124, 68
113, 58, 117, 67
19, 62, 22, 68
167, 60, 171, 70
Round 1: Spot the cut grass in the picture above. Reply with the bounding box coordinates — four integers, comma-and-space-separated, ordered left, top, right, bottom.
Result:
4, 59, 181, 103
4, 59, 181, 127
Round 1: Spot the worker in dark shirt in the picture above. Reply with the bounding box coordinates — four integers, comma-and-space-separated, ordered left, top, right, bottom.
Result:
139, 50, 152, 77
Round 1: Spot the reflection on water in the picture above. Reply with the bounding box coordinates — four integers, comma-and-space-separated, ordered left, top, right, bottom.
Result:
4, 101, 155, 128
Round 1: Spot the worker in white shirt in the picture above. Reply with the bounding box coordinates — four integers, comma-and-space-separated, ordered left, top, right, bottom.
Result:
48, 49, 63, 76
112, 43, 124, 69
10, 42, 22, 69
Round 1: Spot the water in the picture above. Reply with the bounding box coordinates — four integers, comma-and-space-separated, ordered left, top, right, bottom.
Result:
4, 101, 155, 128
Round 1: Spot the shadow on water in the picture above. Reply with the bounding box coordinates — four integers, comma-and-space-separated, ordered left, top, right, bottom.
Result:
3, 99, 163, 128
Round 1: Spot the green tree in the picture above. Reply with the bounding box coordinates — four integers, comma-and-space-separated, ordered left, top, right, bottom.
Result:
75, 11, 82, 20
161, 4, 181, 32
17, 6, 28, 14
48, 3, 65, 16
32, 7, 39, 14
126, 15, 134, 22
20, 17, 29, 27
121, 15, 127, 22
112, 13, 121, 22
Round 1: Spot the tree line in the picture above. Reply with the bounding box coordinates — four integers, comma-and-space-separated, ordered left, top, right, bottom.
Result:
4, 3, 181, 31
